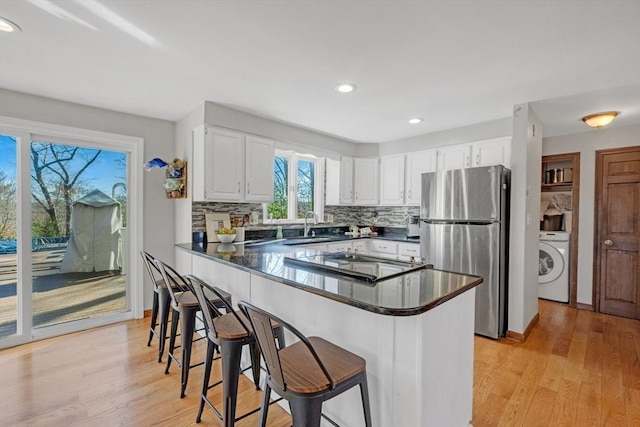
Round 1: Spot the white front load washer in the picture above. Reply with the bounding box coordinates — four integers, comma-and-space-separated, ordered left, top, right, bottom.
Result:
539, 231, 570, 302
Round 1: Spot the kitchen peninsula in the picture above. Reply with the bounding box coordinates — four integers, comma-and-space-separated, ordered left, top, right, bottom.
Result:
177, 239, 482, 426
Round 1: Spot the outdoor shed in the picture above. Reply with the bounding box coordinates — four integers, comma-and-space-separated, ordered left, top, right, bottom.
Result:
60, 189, 122, 273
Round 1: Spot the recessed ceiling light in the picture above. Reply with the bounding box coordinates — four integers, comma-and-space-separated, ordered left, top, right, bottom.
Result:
0, 16, 21, 33
335, 83, 357, 93
408, 118, 423, 124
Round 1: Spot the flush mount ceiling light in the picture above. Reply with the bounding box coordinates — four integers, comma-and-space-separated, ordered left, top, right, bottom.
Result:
0, 16, 21, 32
408, 118, 423, 124
581, 111, 619, 128
335, 83, 357, 93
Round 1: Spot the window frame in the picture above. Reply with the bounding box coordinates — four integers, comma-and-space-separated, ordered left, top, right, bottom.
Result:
263, 149, 324, 224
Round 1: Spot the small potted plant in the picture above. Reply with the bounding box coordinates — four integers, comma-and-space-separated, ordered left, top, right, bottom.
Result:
216, 227, 236, 243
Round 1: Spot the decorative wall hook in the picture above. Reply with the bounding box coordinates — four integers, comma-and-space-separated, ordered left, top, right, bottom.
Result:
144, 157, 187, 199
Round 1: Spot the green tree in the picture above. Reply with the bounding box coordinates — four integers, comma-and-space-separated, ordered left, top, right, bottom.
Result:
0, 170, 17, 239
31, 143, 101, 237
268, 156, 288, 219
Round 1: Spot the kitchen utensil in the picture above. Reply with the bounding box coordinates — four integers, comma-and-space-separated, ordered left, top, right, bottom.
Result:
406, 215, 420, 237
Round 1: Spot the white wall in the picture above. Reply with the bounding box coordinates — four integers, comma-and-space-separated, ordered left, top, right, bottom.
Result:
509, 103, 542, 334
173, 103, 204, 273
204, 102, 358, 156
0, 89, 176, 311
377, 117, 512, 156
542, 123, 640, 306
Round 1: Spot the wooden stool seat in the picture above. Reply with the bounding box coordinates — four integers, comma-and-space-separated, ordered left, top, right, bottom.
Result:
280, 336, 366, 394
239, 301, 372, 427
174, 288, 231, 309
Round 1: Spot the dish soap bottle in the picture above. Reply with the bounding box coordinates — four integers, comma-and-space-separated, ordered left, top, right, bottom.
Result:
276, 226, 283, 239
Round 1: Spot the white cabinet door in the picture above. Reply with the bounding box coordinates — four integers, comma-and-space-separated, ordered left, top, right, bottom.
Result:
326, 241, 353, 253
438, 144, 472, 170
379, 155, 405, 205
339, 156, 354, 204
325, 158, 341, 206
245, 136, 275, 202
194, 126, 244, 201
405, 149, 438, 205
354, 158, 379, 205
300, 242, 328, 252
352, 240, 366, 254
366, 239, 398, 259
472, 137, 511, 168
397, 242, 421, 262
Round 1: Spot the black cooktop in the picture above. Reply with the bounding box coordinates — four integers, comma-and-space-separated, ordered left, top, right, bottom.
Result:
284, 252, 428, 283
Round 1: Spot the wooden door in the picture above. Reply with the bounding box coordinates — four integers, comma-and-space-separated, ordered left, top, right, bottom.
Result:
595, 146, 640, 319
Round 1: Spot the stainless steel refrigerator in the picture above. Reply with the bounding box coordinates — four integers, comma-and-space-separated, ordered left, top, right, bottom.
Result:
420, 165, 510, 339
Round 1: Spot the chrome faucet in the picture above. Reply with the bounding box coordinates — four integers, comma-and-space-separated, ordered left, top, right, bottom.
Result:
304, 211, 317, 237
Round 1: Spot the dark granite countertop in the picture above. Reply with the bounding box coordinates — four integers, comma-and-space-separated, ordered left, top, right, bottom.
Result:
176, 240, 482, 316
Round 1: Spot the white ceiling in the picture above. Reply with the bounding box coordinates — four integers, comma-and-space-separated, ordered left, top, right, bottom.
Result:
0, 0, 639, 143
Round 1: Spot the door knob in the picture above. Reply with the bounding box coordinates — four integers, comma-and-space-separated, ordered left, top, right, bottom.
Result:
604, 239, 613, 246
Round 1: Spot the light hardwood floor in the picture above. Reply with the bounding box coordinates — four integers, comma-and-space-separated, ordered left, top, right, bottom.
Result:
0, 299, 638, 426
473, 300, 640, 426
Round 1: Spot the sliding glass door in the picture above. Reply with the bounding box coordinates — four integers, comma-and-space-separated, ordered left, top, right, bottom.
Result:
0, 120, 143, 347
30, 139, 129, 330
0, 135, 18, 338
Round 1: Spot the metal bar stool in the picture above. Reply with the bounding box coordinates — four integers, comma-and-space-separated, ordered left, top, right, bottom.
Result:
187, 274, 285, 426
154, 258, 231, 398
140, 251, 173, 362
239, 301, 372, 427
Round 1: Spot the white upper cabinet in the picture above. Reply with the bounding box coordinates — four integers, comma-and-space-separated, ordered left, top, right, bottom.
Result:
339, 156, 354, 205
325, 158, 341, 206
438, 144, 472, 170
193, 125, 244, 201
379, 155, 405, 206
245, 136, 275, 202
339, 156, 379, 205
471, 137, 511, 168
193, 125, 274, 202
354, 158, 379, 205
405, 149, 438, 206
437, 137, 511, 172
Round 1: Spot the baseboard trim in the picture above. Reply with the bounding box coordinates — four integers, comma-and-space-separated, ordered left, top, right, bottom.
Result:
576, 303, 593, 311
506, 312, 540, 343
143, 309, 151, 318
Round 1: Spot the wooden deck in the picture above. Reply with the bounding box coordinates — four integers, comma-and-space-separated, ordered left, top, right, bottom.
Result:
0, 249, 67, 284
0, 251, 126, 338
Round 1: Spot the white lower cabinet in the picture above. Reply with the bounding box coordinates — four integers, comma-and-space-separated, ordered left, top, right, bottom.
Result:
397, 242, 421, 262
300, 242, 329, 252
326, 241, 353, 253
367, 240, 398, 258
352, 240, 366, 254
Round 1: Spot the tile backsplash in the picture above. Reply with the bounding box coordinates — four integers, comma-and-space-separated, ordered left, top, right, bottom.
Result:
192, 202, 420, 232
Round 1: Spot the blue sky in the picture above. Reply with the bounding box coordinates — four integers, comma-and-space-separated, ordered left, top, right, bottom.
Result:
0, 134, 127, 198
